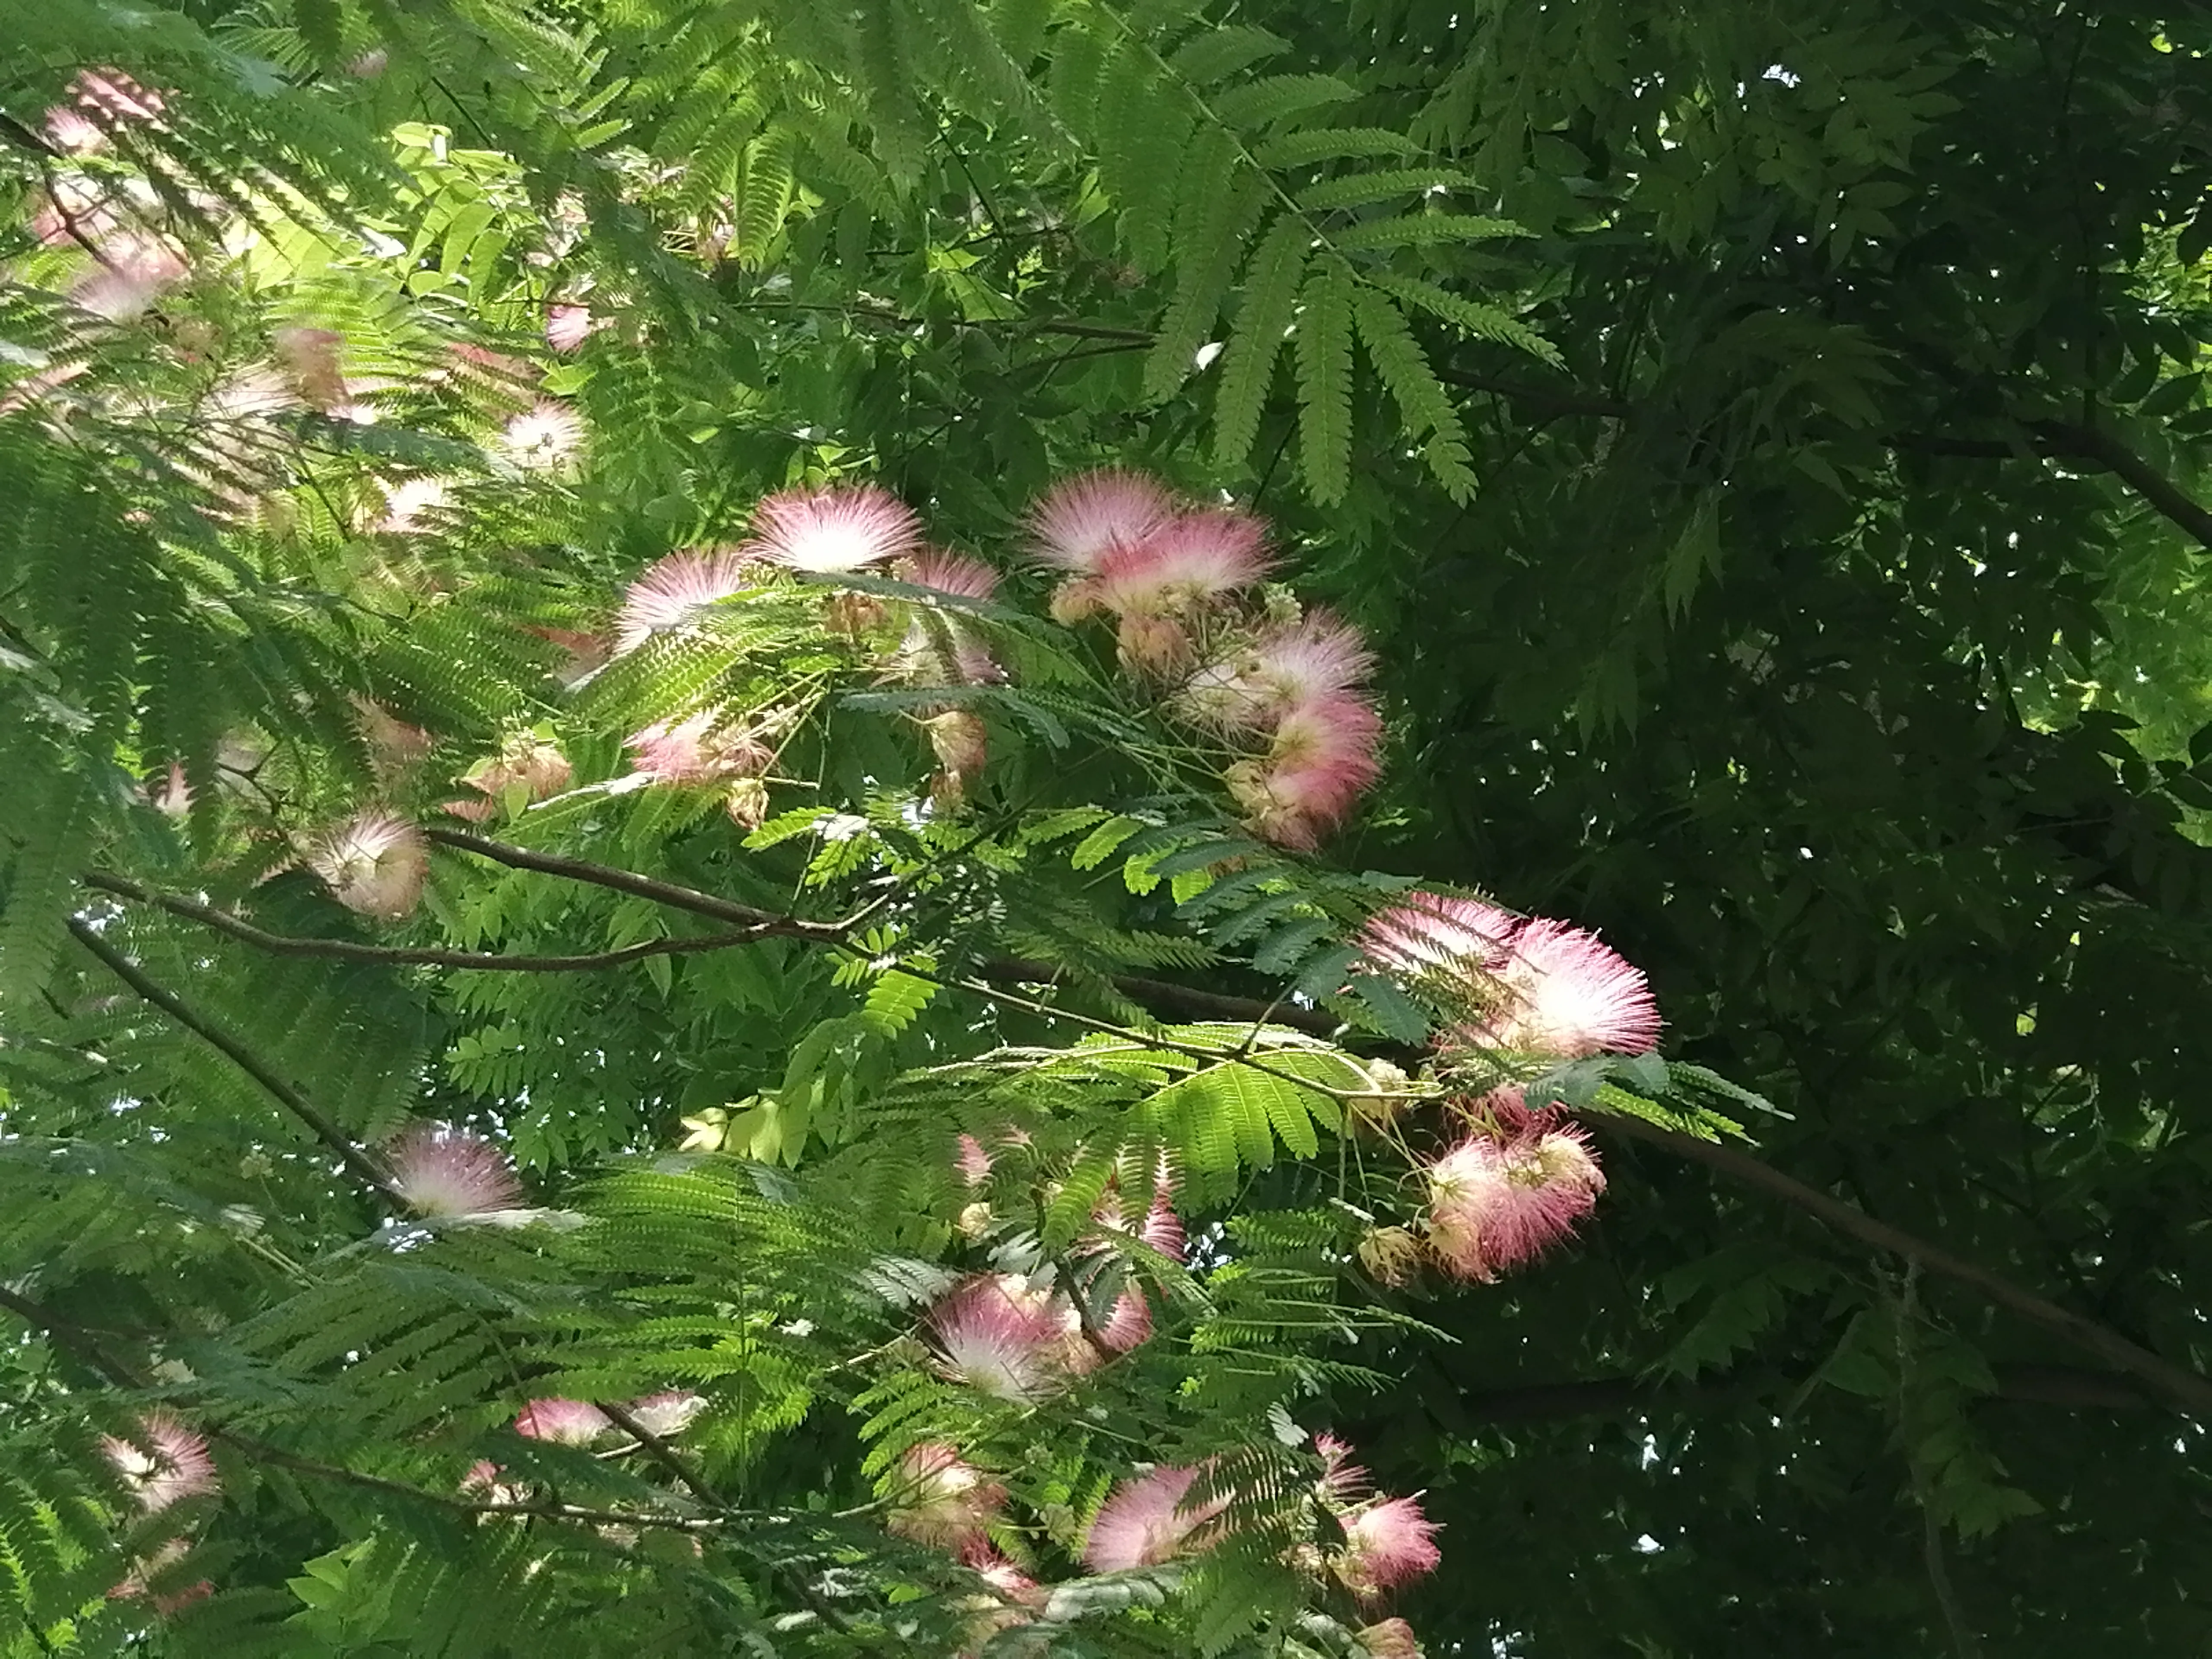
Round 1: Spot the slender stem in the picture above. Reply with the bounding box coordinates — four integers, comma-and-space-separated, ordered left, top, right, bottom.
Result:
1598, 1112, 2212, 1420
86, 873, 780, 973
67, 919, 404, 1205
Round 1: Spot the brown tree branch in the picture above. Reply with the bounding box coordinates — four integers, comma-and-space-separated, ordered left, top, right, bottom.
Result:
86, 872, 781, 973
66, 919, 404, 1205
1596, 1114, 2212, 1419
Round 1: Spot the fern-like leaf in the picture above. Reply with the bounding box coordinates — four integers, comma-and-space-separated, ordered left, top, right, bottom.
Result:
1294, 267, 1356, 505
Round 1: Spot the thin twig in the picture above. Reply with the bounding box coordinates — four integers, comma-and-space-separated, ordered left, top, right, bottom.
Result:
66, 919, 403, 1204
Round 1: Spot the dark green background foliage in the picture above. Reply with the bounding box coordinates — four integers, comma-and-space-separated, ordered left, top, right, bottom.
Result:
3, 0, 2212, 1654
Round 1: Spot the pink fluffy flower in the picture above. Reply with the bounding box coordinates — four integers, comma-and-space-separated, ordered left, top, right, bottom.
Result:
386, 1123, 522, 1218
1422, 1116, 1606, 1282
1026, 469, 1176, 574
1093, 1287, 1153, 1354
625, 712, 769, 787
1081, 1465, 1227, 1572
110, 1538, 212, 1616
1226, 693, 1383, 850
1472, 918, 1662, 1059
150, 762, 192, 818
894, 549, 1004, 686
1092, 510, 1271, 621
1356, 1617, 1426, 1658
73, 230, 189, 321
926, 1274, 1071, 1402
623, 1390, 706, 1439
376, 476, 451, 536
1314, 1433, 1372, 1506
545, 303, 596, 353
746, 483, 922, 574
447, 734, 572, 821
500, 399, 587, 470
615, 549, 758, 654
884, 1442, 1007, 1554
514, 1398, 610, 1446
100, 1411, 217, 1516
1360, 892, 1518, 985
307, 812, 429, 919
274, 326, 348, 413
1332, 1495, 1441, 1600
1177, 612, 1376, 732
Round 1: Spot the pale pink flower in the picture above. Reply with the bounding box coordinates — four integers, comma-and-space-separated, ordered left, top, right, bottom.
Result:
965, 1544, 1041, 1604
1360, 891, 1518, 985
100, 1411, 217, 1516
884, 1442, 1006, 1554
348, 48, 390, 78
1176, 612, 1376, 731
1468, 918, 1661, 1059
545, 303, 595, 352
955, 1133, 994, 1186
1226, 692, 1383, 850
626, 712, 770, 787
513, 1398, 610, 1445
894, 549, 1004, 686
376, 476, 451, 535
1094, 1287, 1153, 1354
449, 734, 572, 819
1356, 1617, 1425, 1658
110, 1539, 212, 1616
1422, 1116, 1605, 1282
499, 399, 587, 470
307, 812, 429, 919
73, 231, 189, 321
745, 483, 922, 573
623, 1390, 705, 1438
350, 696, 435, 780
1332, 1494, 1440, 1599
386, 1123, 522, 1217
1080, 1465, 1226, 1571
1026, 469, 1175, 574
925, 709, 988, 785
274, 326, 348, 412
460, 1459, 524, 1504
150, 762, 192, 818
926, 1274, 1070, 1402
1049, 575, 1105, 625
1140, 1192, 1186, 1262
1313, 1433, 1371, 1506
1092, 510, 1271, 621
615, 548, 758, 654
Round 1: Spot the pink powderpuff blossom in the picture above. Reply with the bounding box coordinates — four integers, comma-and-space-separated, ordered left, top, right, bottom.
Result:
110, 1539, 213, 1616
615, 549, 758, 654
350, 696, 435, 781
1421, 1116, 1605, 1282
545, 303, 597, 353
386, 1123, 522, 1218
274, 326, 348, 413
448, 734, 572, 821
623, 1390, 706, 1439
1226, 692, 1383, 850
1360, 891, 1518, 985
1176, 612, 1376, 732
376, 476, 451, 536
625, 712, 769, 787
307, 812, 429, 919
100, 1411, 217, 1516
1080, 1465, 1227, 1572
893, 549, 1004, 687
1313, 1433, 1372, 1506
73, 230, 189, 321
1026, 469, 1176, 574
926, 1274, 1071, 1402
1093, 1286, 1153, 1354
746, 483, 922, 574
150, 762, 192, 818
499, 399, 587, 470
1332, 1494, 1441, 1600
954, 1133, 994, 1187
1356, 1617, 1426, 1658
884, 1442, 1007, 1554
1468, 918, 1662, 1060
1091, 510, 1271, 620
514, 1398, 611, 1446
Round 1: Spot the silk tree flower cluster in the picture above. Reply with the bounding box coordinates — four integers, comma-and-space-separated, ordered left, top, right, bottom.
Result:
1309, 1434, 1443, 1603
1027, 469, 1385, 850
1359, 890, 1661, 1283
99, 1410, 219, 1615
